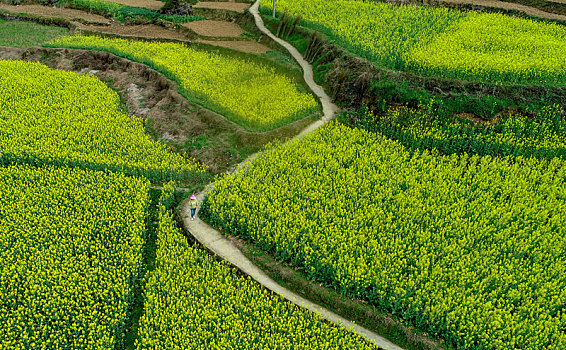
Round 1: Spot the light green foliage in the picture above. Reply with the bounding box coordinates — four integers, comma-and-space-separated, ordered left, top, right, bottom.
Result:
48, 35, 319, 130
204, 123, 566, 349
0, 165, 150, 349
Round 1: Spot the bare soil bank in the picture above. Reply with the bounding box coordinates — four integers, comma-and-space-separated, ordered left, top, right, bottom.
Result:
182, 19, 244, 37
103, 0, 163, 10
196, 39, 270, 54
73, 22, 190, 41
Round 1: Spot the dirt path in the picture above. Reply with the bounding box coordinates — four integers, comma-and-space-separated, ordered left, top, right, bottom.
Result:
74, 22, 190, 41
182, 19, 245, 37
194, 1, 250, 13
250, 1, 337, 125
178, 1, 402, 349
0, 4, 111, 24
440, 0, 566, 21
182, 203, 401, 350
103, 0, 164, 10
196, 39, 270, 54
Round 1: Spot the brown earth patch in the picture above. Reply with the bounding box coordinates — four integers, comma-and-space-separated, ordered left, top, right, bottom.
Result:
0, 4, 110, 24
182, 19, 244, 37
194, 1, 250, 13
439, 0, 566, 21
74, 22, 190, 41
103, 0, 164, 10
196, 39, 270, 54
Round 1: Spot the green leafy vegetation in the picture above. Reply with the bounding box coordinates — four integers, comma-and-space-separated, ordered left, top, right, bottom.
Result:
340, 103, 566, 160
0, 19, 68, 48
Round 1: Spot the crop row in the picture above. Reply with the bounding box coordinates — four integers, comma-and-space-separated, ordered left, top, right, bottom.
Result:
203, 123, 566, 350
48, 35, 319, 131
261, 0, 566, 85
0, 165, 150, 349
0, 60, 207, 184
136, 182, 377, 349
341, 104, 566, 161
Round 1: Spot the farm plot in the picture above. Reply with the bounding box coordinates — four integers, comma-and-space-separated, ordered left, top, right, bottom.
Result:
261, 0, 566, 85
0, 165, 149, 349
203, 123, 566, 350
48, 35, 319, 131
137, 183, 378, 350
0, 60, 206, 184
0, 19, 69, 48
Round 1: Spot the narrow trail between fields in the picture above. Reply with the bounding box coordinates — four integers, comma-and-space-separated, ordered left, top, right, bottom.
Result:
180, 1, 403, 349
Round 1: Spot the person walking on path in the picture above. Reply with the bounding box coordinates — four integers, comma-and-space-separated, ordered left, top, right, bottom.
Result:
189, 195, 199, 221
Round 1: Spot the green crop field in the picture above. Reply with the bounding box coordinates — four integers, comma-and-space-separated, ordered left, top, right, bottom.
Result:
261, 0, 566, 85
0, 19, 68, 48
0, 60, 207, 184
63, 0, 204, 22
0, 165, 149, 349
137, 183, 377, 349
203, 123, 566, 350
1, 0, 565, 348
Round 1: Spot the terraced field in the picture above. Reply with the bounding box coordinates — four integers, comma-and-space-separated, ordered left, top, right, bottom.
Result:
261, 0, 566, 85
0, 55, 375, 349
0, 60, 206, 184
1, 1, 565, 349
49, 35, 319, 131
0, 165, 150, 349
137, 183, 378, 349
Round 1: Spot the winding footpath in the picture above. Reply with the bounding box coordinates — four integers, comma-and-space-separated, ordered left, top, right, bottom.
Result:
180, 1, 403, 349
